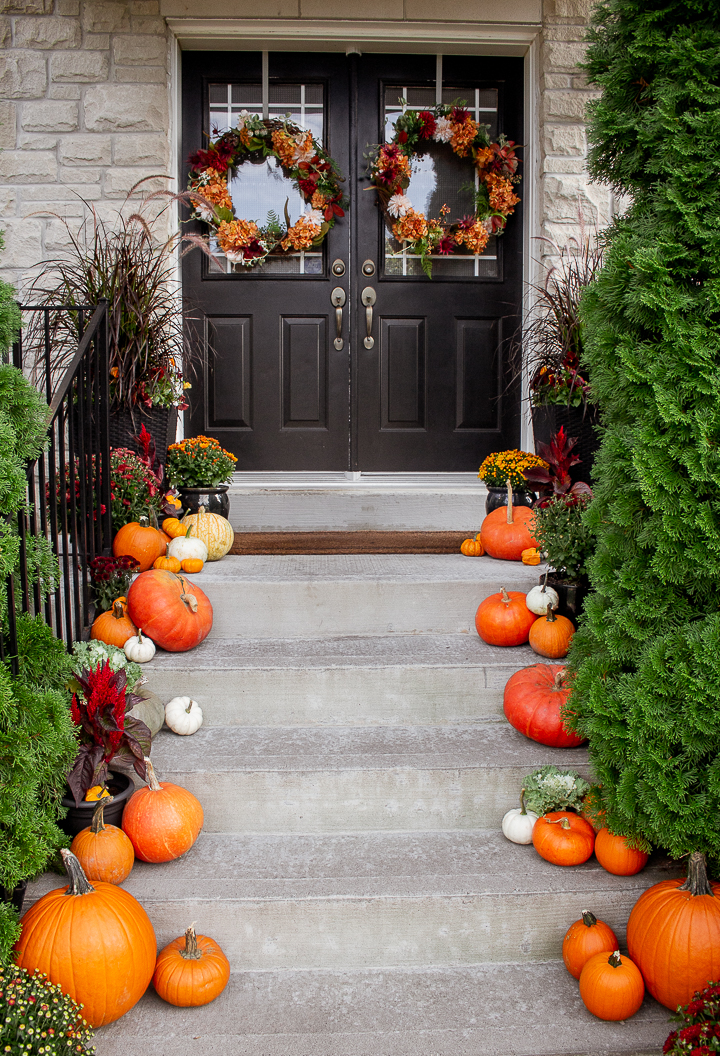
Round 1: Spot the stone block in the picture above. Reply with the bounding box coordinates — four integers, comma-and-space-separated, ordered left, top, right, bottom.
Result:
543, 122, 585, 156
0, 0, 51, 12
0, 17, 10, 48
103, 167, 169, 196
0, 187, 18, 214
543, 22, 588, 41
48, 85, 82, 99
14, 16, 81, 49
59, 165, 102, 183
113, 34, 166, 65
0, 53, 47, 99
56, 0, 80, 13
543, 88, 597, 121
0, 150, 57, 183
130, 0, 159, 10
160, 0, 297, 14
50, 50, 109, 82
543, 173, 612, 225
17, 132, 57, 149
112, 132, 168, 166
43, 217, 78, 251
0, 101, 16, 151
543, 73, 571, 90
82, 0, 129, 32
115, 66, 166, 83
60, 134, 112, 165
0, 219, 43, 269
406, 0, 540, 17
128, 15, 165, 32
302, 0, 402, 17
20, 182, 101, 201
84, 83, 169, 131
83, 32, 110, 47
543, 156, 587, 174
22, 100, 78, 133
543, 40, 587, 72
551, 0, 595, 18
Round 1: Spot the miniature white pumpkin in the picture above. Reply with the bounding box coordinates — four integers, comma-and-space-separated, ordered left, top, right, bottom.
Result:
167, 527, 208, 565
181, 506, 234, 561
501, 790, 539, 845
123, 628, 156, 664
165, 695, 203, 736
526, 583, 560, 616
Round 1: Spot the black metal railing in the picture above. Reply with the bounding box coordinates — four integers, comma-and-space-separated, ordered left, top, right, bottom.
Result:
1, 301, 112, 673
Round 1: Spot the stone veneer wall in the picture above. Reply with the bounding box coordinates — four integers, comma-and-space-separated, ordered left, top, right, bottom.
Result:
0, 0, 611, 288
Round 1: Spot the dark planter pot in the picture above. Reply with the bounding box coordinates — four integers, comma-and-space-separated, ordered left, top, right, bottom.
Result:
178, 485, 230, 519
109, 405, 177, 461
485, 486, 536, 516
59, 771, 134, 839
531, 403, 601, 485
542, 573, 589, 628
0, 880, 28, 914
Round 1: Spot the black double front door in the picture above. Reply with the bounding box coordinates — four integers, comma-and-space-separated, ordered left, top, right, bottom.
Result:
182, 51, 524, 471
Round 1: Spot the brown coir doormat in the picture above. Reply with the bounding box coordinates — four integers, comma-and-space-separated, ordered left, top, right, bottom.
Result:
230, 531, 469, 555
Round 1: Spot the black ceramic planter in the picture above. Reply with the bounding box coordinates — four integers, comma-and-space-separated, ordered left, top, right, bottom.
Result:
531, 403, 600, 484
542, 573, 589, 628
178, 485, 230, 519
485, 486, 536, 516
0, 880, 27, 914
109, 406, 177, 459
60, 771, 134, 838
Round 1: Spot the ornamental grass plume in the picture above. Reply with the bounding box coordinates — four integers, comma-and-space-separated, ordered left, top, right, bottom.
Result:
562, 0, 720, 871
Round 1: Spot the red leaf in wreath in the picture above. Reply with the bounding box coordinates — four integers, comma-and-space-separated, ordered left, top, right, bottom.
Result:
332, 204, 345, 218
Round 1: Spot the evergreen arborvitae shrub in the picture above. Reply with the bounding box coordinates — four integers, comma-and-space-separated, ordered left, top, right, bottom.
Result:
565, 0, 720, 866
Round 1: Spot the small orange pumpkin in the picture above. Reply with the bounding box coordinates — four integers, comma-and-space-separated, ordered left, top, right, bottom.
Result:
91, 597, 138, 648
475, 587, 537, 647
528, 605, 575, 658
163, 517, 187, 539
460, 535, 484, 557
154, 546, 182, 574
84, 785, 111, 802
153, 923, 230, 1007
521, 547, 541, 565
532, 811, 595, 866
594, 828, 649, 876
562, 911, 618, 980
113, 515, 167, 572
579, 950, 645, 1021
70, 796, 135, 885
181, 558, 204, 574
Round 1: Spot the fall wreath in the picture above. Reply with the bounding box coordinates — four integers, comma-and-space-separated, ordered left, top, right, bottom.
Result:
187, 111, 348, 269
369, 103, 520, 276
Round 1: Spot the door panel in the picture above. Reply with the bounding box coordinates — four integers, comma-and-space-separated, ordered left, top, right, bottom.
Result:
455, 318, 501, 431
207, 317, 252, 429
380, 318, 426, 430
281, 317, 328, 429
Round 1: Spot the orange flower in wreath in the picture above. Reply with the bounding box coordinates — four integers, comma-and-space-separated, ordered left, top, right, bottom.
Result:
455, 221, 490, 255
281, 214, 322, 251
485, 173, 521, 214
450, 115, 478, 158
392, 209, 428, 243
217, 218, 262, 254
271, 129, 297, 167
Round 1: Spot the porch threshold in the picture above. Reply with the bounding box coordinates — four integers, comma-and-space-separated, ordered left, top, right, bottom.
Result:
230, 531, 470, 555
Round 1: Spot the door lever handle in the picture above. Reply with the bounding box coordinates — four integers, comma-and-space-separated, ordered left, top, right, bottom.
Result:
331, 287, 346, 350
361, 287, 376, 349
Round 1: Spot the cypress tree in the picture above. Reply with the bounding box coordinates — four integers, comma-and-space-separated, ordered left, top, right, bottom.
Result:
566, 0, 720, 866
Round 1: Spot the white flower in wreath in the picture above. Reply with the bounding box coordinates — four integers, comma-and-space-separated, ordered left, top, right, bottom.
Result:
292, 134, 316, 164
433, 117, 453, 143
387, 193, 412, 218
195, 203, 216, 224
224, 249, 247, 264
304, 206, 324, 226
234, 109, 252, 130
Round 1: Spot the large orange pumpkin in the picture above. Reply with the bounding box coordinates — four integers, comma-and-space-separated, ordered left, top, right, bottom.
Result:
562, 911, 618, 980
90, 596, 137, 648
113, 515, 167, 572
475, 588, 537, 647
502, 664, 585, 747
594, 828, 649, 877
122, 758, 204, 863
70, 796, 135, 885
14, 849, 156, 1027
532, 811, 595, 866
626, 852, 720, 1010
528, 606, 575, 659
153, 924, 230, 1007
480, 484, 538, 561
579, 950, 645, 1021
127, 569, 213, 652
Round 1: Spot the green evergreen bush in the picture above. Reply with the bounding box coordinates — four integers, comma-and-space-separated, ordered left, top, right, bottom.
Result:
0, 232, 21, 362
565, 0, 720, 867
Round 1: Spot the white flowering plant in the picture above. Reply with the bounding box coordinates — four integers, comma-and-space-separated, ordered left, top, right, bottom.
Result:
521, 765, 590, 816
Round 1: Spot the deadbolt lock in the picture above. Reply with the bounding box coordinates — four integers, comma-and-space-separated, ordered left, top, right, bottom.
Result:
362, 260, 376, 277
331, 259, 346, 277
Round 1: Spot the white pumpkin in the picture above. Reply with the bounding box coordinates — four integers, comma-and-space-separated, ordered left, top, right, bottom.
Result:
181, 506, 233, 562
123, 628, 156, 664
526, 583, 560, 616
501, 790, 539, 845
167, 527, 208, 565
165, 695, 203, 736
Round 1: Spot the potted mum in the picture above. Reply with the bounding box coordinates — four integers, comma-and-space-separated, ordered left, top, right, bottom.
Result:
478, 449, 547, 515
165, 435, 237, 517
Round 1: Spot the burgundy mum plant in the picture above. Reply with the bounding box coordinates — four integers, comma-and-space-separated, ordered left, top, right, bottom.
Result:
67, 661, 150, 806
664, 980, 720, 1055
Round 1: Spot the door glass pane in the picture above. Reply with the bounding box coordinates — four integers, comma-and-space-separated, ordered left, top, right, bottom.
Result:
206, 82, 325, 276
382, 86, 500, 279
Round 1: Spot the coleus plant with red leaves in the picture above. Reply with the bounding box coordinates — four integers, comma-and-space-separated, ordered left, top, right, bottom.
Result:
67, 661, 151, 806
523, 426, 594, 507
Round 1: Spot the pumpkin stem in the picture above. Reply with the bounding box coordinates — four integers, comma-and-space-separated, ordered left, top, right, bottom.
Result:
581, 910, 597, 928
90, 795, 114, 834
184, 526, 194, 539
180, 592, 199, 614
500, 587, 511, 607
137, 628, 145, 643
519, 788, 527, 816
546, 816, 571, 830
198, 506, 205, 518
112, 599, 125, 620
60, 849, 95, 896
149, 508, 160, 530
144, 757, 163, 792
608, 950, 622, 968
180, 923, 203, 960
553, 668, 566, 690
139, 515, 150, 528
679, 851, 714, 897
506, 479, 513, 525
546, 604, 557, 624
541, 569, 548, 594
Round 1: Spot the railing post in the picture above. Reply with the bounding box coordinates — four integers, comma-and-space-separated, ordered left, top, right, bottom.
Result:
97, 298, 112, 553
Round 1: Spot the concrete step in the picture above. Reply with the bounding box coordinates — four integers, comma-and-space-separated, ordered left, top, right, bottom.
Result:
228, 471, 488, 531
94, 961, 669, 1056
27, 830, 676, 970
148, 724, 591, 834
143, 634, 537, 726
187, 554, 540, 638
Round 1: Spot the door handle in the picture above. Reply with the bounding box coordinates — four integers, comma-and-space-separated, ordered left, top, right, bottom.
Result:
361, 287, 376, 349
331, 287, 346, 350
